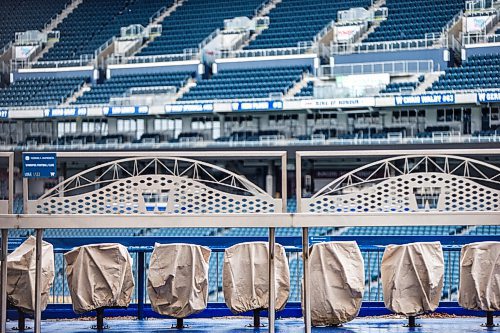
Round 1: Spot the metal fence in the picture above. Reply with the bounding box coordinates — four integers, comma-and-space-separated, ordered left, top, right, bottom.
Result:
30, 235, 481, 312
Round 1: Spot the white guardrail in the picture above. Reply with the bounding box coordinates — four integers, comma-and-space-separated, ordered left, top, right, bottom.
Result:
320, 60, 436, 76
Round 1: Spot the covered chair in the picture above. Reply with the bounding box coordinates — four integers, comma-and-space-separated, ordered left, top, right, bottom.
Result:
305, 241, 364, 327
64, 243, 135, 315
381, 242, 444, 325
7, 236, 55, 314
223, 242, 290, 316
459, 241, 500, 327
148, 243, 211, 326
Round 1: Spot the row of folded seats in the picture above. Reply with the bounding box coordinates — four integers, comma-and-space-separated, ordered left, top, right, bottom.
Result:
245, 0, 372, 49
7, 238, 499, 327
180, 66, 308, 101
0, 76, 88, 107
295, 81, 314, 97
429, 53, 500, 91
138, 0, 263, 56
380, 76, 425, 94
73, 71, 194, 105
0, 0, 69, 50
40, 0, 172, 61
364, 0, 465, 42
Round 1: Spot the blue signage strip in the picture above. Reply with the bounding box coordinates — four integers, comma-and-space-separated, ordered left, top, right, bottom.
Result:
43, 107, 87, 117
231, 101, 283, 112
477, 91, 500, 103
0, 109, 8, 118
165, 103, 214, 113
394, 93, 455, 106
103, 106, 149, 116
23, 153, 57, 178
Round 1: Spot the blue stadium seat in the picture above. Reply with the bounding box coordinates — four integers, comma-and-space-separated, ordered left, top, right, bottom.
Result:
245, 0, 372, 50
73, 71, 194, 105
181, 65, 308, 101
0, 76, 89, 107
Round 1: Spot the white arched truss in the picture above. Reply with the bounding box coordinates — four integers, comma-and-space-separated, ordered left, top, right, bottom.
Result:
32, 157, 282, 214
303, 155, 500, 213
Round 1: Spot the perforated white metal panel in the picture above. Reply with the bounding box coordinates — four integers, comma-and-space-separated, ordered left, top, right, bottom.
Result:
303, 155, 500, 213
34, 157, 281, 215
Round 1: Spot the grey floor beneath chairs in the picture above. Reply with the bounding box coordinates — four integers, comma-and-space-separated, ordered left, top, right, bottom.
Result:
4, 317, 497, 332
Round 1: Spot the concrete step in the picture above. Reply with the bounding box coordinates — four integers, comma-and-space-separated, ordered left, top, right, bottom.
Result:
133, 0, 186, 57
61, 82, 91, 106
413, 71, 444, 94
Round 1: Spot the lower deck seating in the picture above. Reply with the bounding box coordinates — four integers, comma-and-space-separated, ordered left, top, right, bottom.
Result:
74, 71, 194, 105
429, 53, 500, 91
0, 76, 88, 107
181, 66, 308, 101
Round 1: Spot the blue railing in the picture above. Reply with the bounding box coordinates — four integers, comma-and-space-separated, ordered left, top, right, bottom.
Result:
4, 235, 498, 320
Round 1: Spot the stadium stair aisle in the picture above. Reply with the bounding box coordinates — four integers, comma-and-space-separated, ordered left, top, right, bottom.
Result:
138, 0, 264, 56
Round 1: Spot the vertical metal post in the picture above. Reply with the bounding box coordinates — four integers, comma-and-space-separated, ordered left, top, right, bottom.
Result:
175, 318, 184, 329
268, 227, 276, 333
34, 229, 43, 333
0, 229, 8, 333
253, 309, 261, 327
485, 311, 494, 327
17, 309, 26, 331
8, 154, 13, 214
295, 153, 302, 213
22, 179, 29, 215
96, 308, 104, 330
302, 227, 311, 333
137, 252, 145, 320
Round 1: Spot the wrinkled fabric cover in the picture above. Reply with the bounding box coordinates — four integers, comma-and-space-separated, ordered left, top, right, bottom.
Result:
7, 236, 54, 313
223, 241, 290, 314
148, 243, 211, 318
64, 243, 135, 314
459, 241, 500, 311
381, 242, 444, 316
304, 241, 364, 326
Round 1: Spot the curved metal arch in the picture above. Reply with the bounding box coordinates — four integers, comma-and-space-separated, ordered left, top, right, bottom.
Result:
40, 156, 269, 200
312, 154, 500, 198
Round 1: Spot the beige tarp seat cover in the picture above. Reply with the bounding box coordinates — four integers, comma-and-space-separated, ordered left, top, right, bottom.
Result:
459, 241, 500, 311
64, 243, 135, 314
305, 241, 365, 327
148, 243, 211, 318
7, 236, 55, 313
381, 242, 444, 316
223, 241, 290, 314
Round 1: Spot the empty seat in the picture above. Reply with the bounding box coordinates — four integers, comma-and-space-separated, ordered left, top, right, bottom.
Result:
148, 243, 211, 318
381, 242, 444, 316
459, 242, 500, 311
64, 243, 135, 313
223, 241, 290, 314
7, 236, 55, 313
307, 241, 364, 326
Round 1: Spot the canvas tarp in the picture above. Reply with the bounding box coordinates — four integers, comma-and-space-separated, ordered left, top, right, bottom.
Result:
7, 236, 54, 313
459, 241, 500, 311
64, 243, 135, 314
148, 243, 211, 318
223, 241, 290, 314
305, 241, 365, 326
381, 242, 444, 316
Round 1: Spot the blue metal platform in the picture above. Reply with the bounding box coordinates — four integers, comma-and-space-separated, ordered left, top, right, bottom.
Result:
4, 317, 498, 333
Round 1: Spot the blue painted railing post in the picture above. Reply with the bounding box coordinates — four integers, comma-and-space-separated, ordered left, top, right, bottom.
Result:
138, 251, 145, 320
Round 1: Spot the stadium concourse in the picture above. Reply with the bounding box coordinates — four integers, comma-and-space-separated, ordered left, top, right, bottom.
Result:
0, 0, 500, 331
